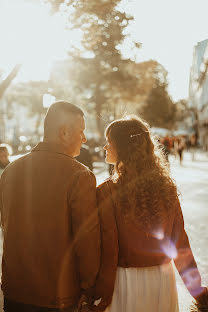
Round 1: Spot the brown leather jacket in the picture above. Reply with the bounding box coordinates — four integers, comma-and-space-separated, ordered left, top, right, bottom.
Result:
0, 142, 100, 309
94, 179, 201, 311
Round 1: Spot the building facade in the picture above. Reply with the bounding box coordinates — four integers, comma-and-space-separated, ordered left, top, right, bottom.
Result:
189, 39, 208, 149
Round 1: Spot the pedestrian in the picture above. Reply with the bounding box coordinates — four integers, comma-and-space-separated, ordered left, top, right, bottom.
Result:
177, 136, 186, 165
0, 144, 10, 176
161, 135, 172, 161
91, 115, 207, 312
190, 134, 197, 161
0, 101, 100, 312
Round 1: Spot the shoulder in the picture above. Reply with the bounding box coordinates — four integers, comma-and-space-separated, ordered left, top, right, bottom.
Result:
96, 178, 118, 203
97, 178, 114, 192
73, 157, 93, 174
0, 153, 28, 178
71, 159, 96, 186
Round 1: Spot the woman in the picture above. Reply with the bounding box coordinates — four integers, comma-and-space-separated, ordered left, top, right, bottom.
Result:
92, 116, 206, 312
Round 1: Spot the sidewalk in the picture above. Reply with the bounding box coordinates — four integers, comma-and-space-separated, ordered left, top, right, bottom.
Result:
169, 149, 208, 164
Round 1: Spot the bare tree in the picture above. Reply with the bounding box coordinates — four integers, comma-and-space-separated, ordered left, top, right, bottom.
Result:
0, 64, 21, 100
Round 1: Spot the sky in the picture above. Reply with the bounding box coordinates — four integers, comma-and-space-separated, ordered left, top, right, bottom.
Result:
0, 0, 69, 81
121, 0, 208, 100
0, 0, 208, 101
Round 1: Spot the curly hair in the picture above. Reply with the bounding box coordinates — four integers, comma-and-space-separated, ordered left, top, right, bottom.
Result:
105, 115, 179, 231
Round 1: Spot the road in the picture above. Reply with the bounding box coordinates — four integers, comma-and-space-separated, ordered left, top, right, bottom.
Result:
0, 150, 207, 311
169, 152, 208, 311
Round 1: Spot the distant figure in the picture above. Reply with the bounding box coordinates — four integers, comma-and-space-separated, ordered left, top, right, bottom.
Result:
190, 134, 197, 161
0, 101, 100, 312
76, 144, 93, 171
0, 144, 10, 176
177, 137, 186, 165
162, 135, 172, 161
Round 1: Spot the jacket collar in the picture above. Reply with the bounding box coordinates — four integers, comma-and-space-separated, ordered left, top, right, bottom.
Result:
31, 142, 73, 158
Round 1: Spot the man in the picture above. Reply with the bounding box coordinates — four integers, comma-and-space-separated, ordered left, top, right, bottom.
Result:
0, 145, 10, 176
0, 101, 100, 311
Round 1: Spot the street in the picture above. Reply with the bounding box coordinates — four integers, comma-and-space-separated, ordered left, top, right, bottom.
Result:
0, 150, 208, 311
169, 151, 208, 311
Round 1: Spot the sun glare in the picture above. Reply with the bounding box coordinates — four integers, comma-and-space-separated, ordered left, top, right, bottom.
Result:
0, 0, 70, 81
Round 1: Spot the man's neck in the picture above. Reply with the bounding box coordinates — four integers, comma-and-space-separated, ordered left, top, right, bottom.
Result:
42, 140, 74, 158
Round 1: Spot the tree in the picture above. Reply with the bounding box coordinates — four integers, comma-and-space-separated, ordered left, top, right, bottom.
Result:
0, 65, 22, 142
141, 76, 176, 129
138, 61, 177, 129
47, 0, 141, 136
6, 80, 49, 136
0, 64, 21, 100
123, 60, 169, 112
174, 99, 189, 122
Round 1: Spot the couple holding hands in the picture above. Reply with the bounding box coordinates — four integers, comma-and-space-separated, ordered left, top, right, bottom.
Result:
0, 101, 207, 312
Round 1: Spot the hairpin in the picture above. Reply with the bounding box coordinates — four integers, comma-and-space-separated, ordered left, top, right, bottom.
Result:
130, 133, 142, 138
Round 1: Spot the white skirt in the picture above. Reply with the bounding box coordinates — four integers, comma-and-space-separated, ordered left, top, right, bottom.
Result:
105, 261, 179, 312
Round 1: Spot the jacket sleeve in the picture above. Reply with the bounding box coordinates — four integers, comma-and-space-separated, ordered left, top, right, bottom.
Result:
171, 198, 202, 298
93, 182, 118, 311
70, 170, 100, 293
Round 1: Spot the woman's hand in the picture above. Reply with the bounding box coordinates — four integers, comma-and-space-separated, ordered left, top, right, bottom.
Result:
190, 287, 208, 312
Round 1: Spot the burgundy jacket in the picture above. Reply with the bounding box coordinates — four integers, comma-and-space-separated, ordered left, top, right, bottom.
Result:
0, 142, 100, 309
94, 179, 201, 310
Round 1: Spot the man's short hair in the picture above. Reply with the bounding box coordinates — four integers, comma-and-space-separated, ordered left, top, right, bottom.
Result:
44, 101, 84, 139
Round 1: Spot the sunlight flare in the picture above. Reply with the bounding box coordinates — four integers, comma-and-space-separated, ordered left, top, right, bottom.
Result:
0, 0, 69, 81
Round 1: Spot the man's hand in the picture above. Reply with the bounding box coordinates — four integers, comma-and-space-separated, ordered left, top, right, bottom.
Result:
79, 305, 92, 312
78, 294, 88, 312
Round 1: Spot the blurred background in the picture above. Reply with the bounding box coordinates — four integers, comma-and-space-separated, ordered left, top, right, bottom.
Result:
0, 0, 208, 310
0, 0, 208, 158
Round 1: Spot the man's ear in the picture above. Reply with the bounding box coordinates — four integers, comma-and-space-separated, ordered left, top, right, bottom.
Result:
59, 126, 67, 140
59, 125, 73, 142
